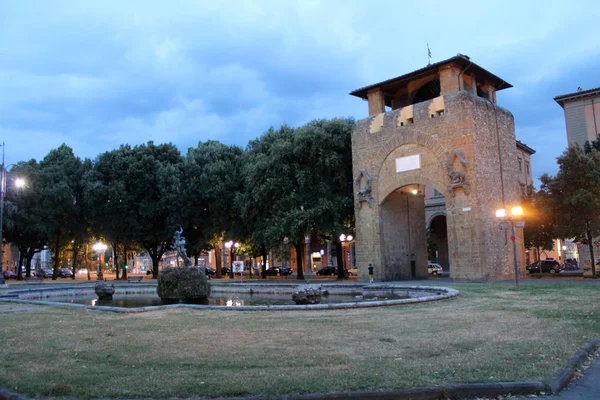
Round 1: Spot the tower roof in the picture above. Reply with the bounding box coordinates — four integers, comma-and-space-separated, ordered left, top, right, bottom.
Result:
349, 54, 512, 100
554, 87, 600, 108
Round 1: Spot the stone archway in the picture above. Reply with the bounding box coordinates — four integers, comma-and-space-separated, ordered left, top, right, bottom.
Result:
351, 91, 523, 282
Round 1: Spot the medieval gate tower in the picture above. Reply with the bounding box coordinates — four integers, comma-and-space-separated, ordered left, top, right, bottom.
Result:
351, 54, 524, 281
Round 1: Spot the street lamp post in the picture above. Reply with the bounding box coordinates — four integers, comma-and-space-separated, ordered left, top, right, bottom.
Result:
224, 241, 239, 279
93, 242, 107, 281
0, 142, 26, 285
496, 206, 525, 289
339, 234, 354, 272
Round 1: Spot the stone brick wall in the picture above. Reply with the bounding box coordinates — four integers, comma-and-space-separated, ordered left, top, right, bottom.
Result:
352, 90, 523, 281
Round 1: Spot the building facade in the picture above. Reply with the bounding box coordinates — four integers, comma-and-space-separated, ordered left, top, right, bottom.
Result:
554, 87, 600, 147
350, 54, 525, 282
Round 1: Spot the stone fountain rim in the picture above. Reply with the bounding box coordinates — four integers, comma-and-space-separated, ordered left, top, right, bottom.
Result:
0, 282, 459, 313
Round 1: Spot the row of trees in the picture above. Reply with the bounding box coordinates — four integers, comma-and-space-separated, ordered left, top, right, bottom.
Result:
3, 118, 355, 280
524, 142, 600, 277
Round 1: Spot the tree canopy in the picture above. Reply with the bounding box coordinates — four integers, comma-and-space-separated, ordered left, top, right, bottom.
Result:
2, 119, 356, 279
540, 145, 600, 277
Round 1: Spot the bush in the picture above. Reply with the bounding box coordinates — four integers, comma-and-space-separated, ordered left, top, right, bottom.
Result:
156, 267, 211, 302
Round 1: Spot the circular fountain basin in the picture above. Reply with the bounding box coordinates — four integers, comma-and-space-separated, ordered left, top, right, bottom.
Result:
0, 282, 458, 312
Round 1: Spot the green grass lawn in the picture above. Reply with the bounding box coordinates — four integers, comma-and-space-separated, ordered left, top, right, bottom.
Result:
1, 282, 599, 399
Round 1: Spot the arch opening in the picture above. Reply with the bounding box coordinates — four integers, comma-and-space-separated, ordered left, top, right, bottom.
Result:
379, 183, 449, 281
427, 214, 448, 274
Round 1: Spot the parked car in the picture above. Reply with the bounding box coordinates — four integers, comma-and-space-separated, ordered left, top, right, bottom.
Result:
316, 266, 337, 276
37, 268, 54, 278
265, 266, 293, 276
58, 268, 73, 278
204, 266, 216, 276
428, 263, 443, 277
347, 267, 358, 276
146, 269, 153, 276
563, 258, 579, 271
221, 266, 232, 276
2, 270, 17, 280
526, 260, 561, 274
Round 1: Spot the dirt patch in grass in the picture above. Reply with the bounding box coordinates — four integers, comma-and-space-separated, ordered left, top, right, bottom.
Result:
1, 283, 599, 398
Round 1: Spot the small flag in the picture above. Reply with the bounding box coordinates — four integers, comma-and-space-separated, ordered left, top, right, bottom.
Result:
427, 44, 432, 65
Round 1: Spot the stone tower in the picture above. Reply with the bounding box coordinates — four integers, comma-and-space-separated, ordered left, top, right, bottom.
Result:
350, 54, 523, 281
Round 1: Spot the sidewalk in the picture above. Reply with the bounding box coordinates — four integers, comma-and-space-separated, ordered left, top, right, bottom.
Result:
513, 356, 600, 400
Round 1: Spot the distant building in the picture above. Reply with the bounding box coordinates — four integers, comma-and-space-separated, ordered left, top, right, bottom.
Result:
516, 141, 535, 194
554, 86, 600, 271
554, 87, 600, 147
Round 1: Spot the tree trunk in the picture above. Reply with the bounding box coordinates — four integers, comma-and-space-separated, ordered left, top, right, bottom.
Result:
25, 251, 33, 278
52, 240, 60, 280
122, 246, 128, 279
194, 254, 199, 267
149, 249, 159, 279
16, 251, 25, 280
229, 247, 235, 279
71, 242, 79, 280
586, 227, 597, 278
145, 244, 162, 279
261, 250, 267, 279
130, 251, 136, 272
111, 242, 120, 280
215, 244, 222, 278
296, 242, 304, 280
335, 239, 345, 279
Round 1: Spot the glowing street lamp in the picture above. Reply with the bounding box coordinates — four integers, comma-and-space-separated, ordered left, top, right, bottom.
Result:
496, 206, 525, 288
93, 242, 107, 280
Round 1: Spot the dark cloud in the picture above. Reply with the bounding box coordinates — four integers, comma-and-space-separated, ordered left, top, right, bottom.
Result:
0, 0, 598, 183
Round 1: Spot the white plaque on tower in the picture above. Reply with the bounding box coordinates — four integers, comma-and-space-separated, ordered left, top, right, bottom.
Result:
395, 155, 421, 173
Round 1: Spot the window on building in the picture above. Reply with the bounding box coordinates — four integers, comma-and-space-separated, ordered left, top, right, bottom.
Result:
518, 158, 522, 172
526, 163, 530, 176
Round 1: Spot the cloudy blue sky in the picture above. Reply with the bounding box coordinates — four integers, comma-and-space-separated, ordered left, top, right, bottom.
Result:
1, 0, 598, 183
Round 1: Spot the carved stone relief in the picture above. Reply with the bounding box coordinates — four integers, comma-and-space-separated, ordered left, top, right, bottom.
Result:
355, 169, 374, 208
445, 150, 470, 196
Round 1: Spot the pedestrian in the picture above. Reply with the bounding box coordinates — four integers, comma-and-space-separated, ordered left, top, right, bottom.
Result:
368, 263, 374, 283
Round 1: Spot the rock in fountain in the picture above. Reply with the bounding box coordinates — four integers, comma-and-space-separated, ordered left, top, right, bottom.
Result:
95, 281, 115, 300
292, 285, 322, 305
157, 267, 211, 302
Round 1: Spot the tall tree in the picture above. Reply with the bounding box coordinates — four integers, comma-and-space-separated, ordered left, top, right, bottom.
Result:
522, 185, 556, 261
241, 118, 355, 280
85, 146, 136, 279
3, 160, 46, 278
37, 145, 84, 280
241, 126, 308, 279
540, 146, 600, 277
293, 118, 355, 279
181, 141, 244, 277
124, 142, 183, 278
